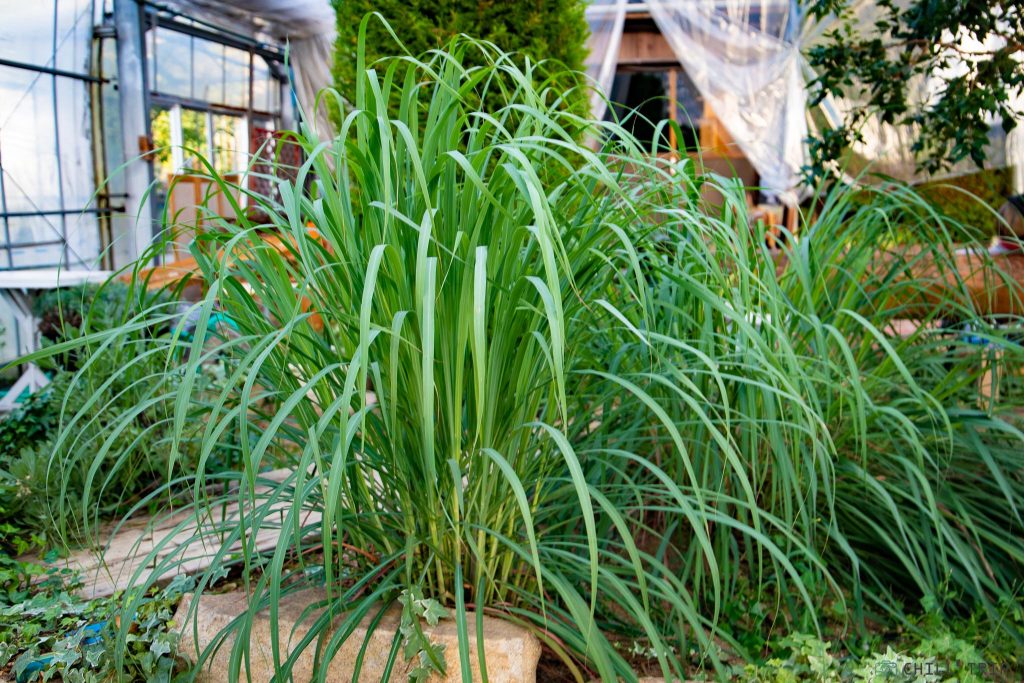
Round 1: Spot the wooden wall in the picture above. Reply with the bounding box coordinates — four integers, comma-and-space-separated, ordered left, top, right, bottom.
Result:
618, 20, 677, 66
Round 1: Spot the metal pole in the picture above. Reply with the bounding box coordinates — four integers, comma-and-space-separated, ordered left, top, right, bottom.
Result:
112, 0, 155, 268
51, 0, 70, 268
91, 31, 115, 270
0, 136, 12, 269
0, 57, 105, 83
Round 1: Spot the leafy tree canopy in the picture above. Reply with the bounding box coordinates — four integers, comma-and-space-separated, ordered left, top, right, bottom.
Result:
805, 0, 1023, 180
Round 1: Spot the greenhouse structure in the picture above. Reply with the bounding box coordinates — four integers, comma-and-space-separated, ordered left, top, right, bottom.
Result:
1, 0, 1022, 363
586, 0, 1023, 201
0, 0, 333, 364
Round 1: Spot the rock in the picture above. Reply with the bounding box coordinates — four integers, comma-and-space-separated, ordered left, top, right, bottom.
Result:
22, 469, 318, 599
173, 587, 541, 682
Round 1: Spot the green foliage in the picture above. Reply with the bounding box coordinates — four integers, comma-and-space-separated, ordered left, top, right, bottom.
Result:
2, 284, 106, 551
805, 0, 1023, 180
30, 282, 162, 372
331, 0, 590, 120
743, 634, 842, 682
0, 282, 238, 551
736, 605, 1022, 682
31, 283, 135, 343
0, 354, 244, 549
0, 388, 57, 459
841, 168, 1012, 244
20, 19, 1024, 680
0, 554, 190, 682
914, 168, 1012, 240
0, 391, 56, 553
903, 593, 1024, 671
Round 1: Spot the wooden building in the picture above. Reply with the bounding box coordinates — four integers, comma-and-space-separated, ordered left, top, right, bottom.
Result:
608, 10, 759, 198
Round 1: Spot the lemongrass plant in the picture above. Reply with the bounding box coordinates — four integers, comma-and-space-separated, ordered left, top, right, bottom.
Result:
25, 13, 1024, 681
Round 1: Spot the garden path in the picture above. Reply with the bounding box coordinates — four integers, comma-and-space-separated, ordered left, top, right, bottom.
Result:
28, 469, 320, 599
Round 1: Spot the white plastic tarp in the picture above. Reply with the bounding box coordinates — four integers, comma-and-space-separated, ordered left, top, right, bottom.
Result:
585, 0, 1023, 200
289, 32, 337, 140
636, 0, 808, 202
585, 0, 628, 122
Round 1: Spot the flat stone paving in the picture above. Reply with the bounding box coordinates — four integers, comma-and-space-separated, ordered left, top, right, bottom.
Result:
23, 469, 319, 599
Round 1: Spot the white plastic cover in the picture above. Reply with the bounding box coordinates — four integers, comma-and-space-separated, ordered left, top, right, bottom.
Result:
585, 0, 1022, 201
585, 0, 628, 122
290, 32, 337, 140
644, 0, 807, 202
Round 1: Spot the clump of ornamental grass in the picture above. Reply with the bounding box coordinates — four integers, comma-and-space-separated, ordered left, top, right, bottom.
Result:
23, 14, 1024, 681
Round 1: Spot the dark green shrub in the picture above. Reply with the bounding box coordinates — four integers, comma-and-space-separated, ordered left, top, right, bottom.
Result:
915, 167, 1012, 240
0, 388, 56, 458
331, 0, 590, 119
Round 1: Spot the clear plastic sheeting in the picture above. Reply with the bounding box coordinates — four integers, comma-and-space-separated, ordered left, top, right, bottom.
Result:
0, 0, 101, 269
640, 0, 807, 203
161, 0, 334, 41
585, 0, 628, 122
290, 32, 338, 140
583, 0, 810, 201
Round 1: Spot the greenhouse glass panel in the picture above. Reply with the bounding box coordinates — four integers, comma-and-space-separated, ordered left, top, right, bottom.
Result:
251, 57, 272, 114
151, 106, 174, 190
154, 28, 192, 99
149, 105, 174, 227
55, 76, 95, 215
223, 46, 249, 109
213, 114, 246, 175
180, 108, 208, 168
192, 38, 224, 103
0, 0, 101, 270
54, 0, 92, 73
6, 217, 63, 267
147, 24, 157, 91
65, 213, 100, 266
0, 71, 60, 213
10, 245, 64, 269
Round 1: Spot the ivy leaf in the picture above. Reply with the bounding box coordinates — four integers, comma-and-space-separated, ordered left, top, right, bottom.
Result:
149, 631, 177, 658
418, 598, 448, 627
